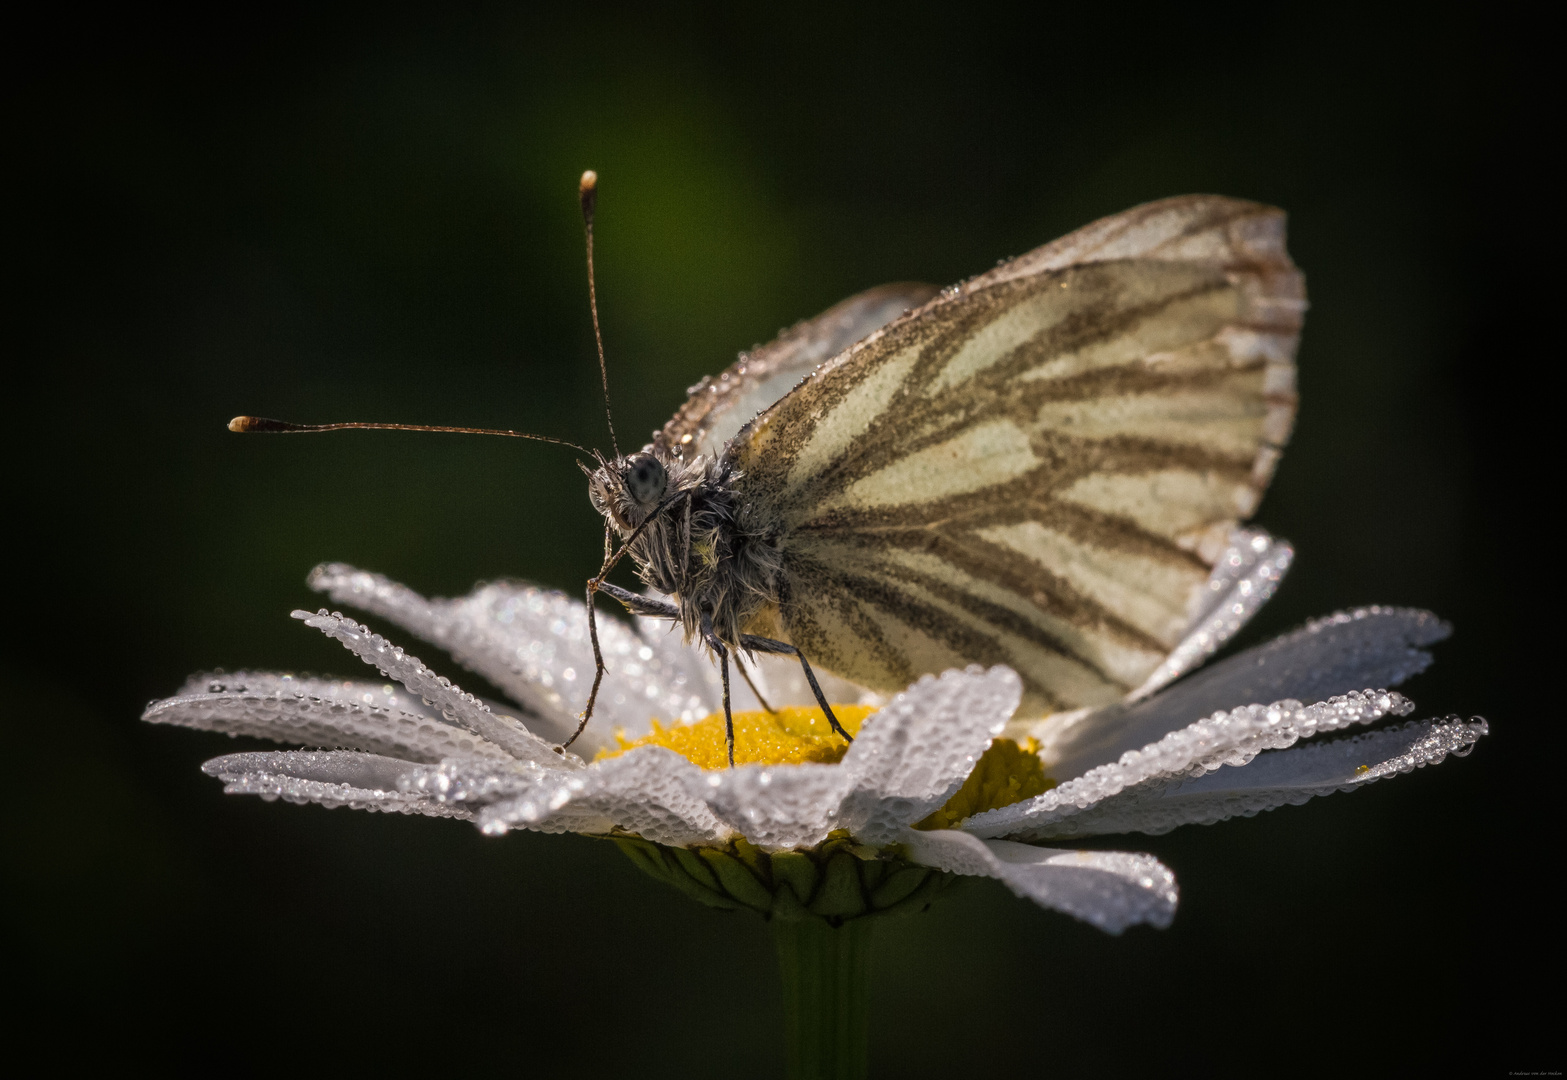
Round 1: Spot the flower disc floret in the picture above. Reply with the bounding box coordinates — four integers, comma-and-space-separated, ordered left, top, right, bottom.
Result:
600, 705, 877, 768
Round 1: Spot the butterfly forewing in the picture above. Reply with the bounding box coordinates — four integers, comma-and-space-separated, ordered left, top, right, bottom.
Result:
654, 282, 939, 463
726, 196, 1303, 715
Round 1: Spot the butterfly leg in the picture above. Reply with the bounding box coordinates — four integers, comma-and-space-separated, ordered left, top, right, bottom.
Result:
563, 581, 607, 751
564, 582, 682, 752
568, 497, 692, 751
596, 582, 681, 619
701, 611, 736, 768
738, 635, 853, 744
735, 661, 777, 715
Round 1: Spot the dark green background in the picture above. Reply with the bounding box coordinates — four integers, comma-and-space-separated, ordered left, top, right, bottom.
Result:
8, 5, 1550, 1073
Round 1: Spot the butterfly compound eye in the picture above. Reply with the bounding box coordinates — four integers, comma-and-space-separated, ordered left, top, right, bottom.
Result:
623, 454, 667, 507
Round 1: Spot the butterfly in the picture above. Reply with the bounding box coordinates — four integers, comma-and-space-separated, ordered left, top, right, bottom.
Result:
234, 178, 1304, 767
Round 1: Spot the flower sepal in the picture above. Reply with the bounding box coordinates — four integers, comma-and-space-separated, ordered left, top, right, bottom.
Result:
611, 831, 957, 925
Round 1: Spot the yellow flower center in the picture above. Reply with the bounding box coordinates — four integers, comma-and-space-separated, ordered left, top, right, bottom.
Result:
599, 706, 877, 769
912, 736, 1054, 830
599, 705, 1055, 827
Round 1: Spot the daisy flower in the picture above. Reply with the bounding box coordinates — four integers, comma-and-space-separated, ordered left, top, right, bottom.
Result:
143, 530, 1484, 936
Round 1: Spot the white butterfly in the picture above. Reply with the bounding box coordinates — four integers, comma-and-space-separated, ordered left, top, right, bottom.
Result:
235, 182, 1304, 767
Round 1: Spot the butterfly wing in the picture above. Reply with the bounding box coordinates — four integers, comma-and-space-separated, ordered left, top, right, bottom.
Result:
727, 196, 1303, 714
654, 283, 939, 463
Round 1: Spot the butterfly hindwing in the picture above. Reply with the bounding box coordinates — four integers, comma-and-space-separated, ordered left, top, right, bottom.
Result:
726, 196, 1303, 714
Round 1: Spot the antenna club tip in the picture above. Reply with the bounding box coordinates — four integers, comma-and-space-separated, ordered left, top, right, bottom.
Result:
230, 415, 293, 433
579, 169, 597, 193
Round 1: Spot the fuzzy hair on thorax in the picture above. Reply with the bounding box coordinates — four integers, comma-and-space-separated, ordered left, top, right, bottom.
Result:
586, 445, 783, 649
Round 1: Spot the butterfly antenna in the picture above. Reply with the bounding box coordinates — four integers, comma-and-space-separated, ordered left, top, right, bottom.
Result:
579, 169, 620, 457
227, 416, 593, 456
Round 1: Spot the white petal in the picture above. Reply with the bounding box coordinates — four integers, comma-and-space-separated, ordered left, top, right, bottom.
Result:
295, 609, 576, 769
1020, 716, 1487, 838
836, 666, 1020, 843
397, 757, 554, 805
202, 750, 466, 818
967, 689, 1414, 839
1130, 529, 1292, 700
693, 667, 1021, 849
143, 672, 515, 764
899, 828, 1176, 934
1030, 606, 1448, 779
469, 748, 730, 848
689, 761, 853, 851
309, 565, 719, 747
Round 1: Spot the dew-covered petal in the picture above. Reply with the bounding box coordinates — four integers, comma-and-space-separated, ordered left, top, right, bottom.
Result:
689, 762, 854, 851
967, 689, 1414, 839
309, 564, 719, 747
397, 757, 554, 808
296, 609, 577, 769
836, 667, 1020, 843
1011, 716, 1487, 839
1031, 607, 1448, 779
202, 750, 466, 818
899, 828, 1176, 934
143, 672, 515, 764
692, 667, 1021, 850
466, 747, 731, 848
1130, 529, 1292, 700
1147, 606, 1448, 719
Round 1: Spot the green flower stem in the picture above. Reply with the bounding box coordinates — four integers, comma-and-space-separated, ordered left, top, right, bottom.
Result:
772, 917, 873, 1080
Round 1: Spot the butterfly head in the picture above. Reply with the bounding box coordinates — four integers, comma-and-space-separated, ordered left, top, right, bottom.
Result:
585, 450, 670, 534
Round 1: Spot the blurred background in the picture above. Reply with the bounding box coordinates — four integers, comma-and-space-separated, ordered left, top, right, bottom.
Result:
8, 4, 1550, 1073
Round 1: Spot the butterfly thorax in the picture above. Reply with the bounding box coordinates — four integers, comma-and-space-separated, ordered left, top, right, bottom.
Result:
585, 447, 784, 648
